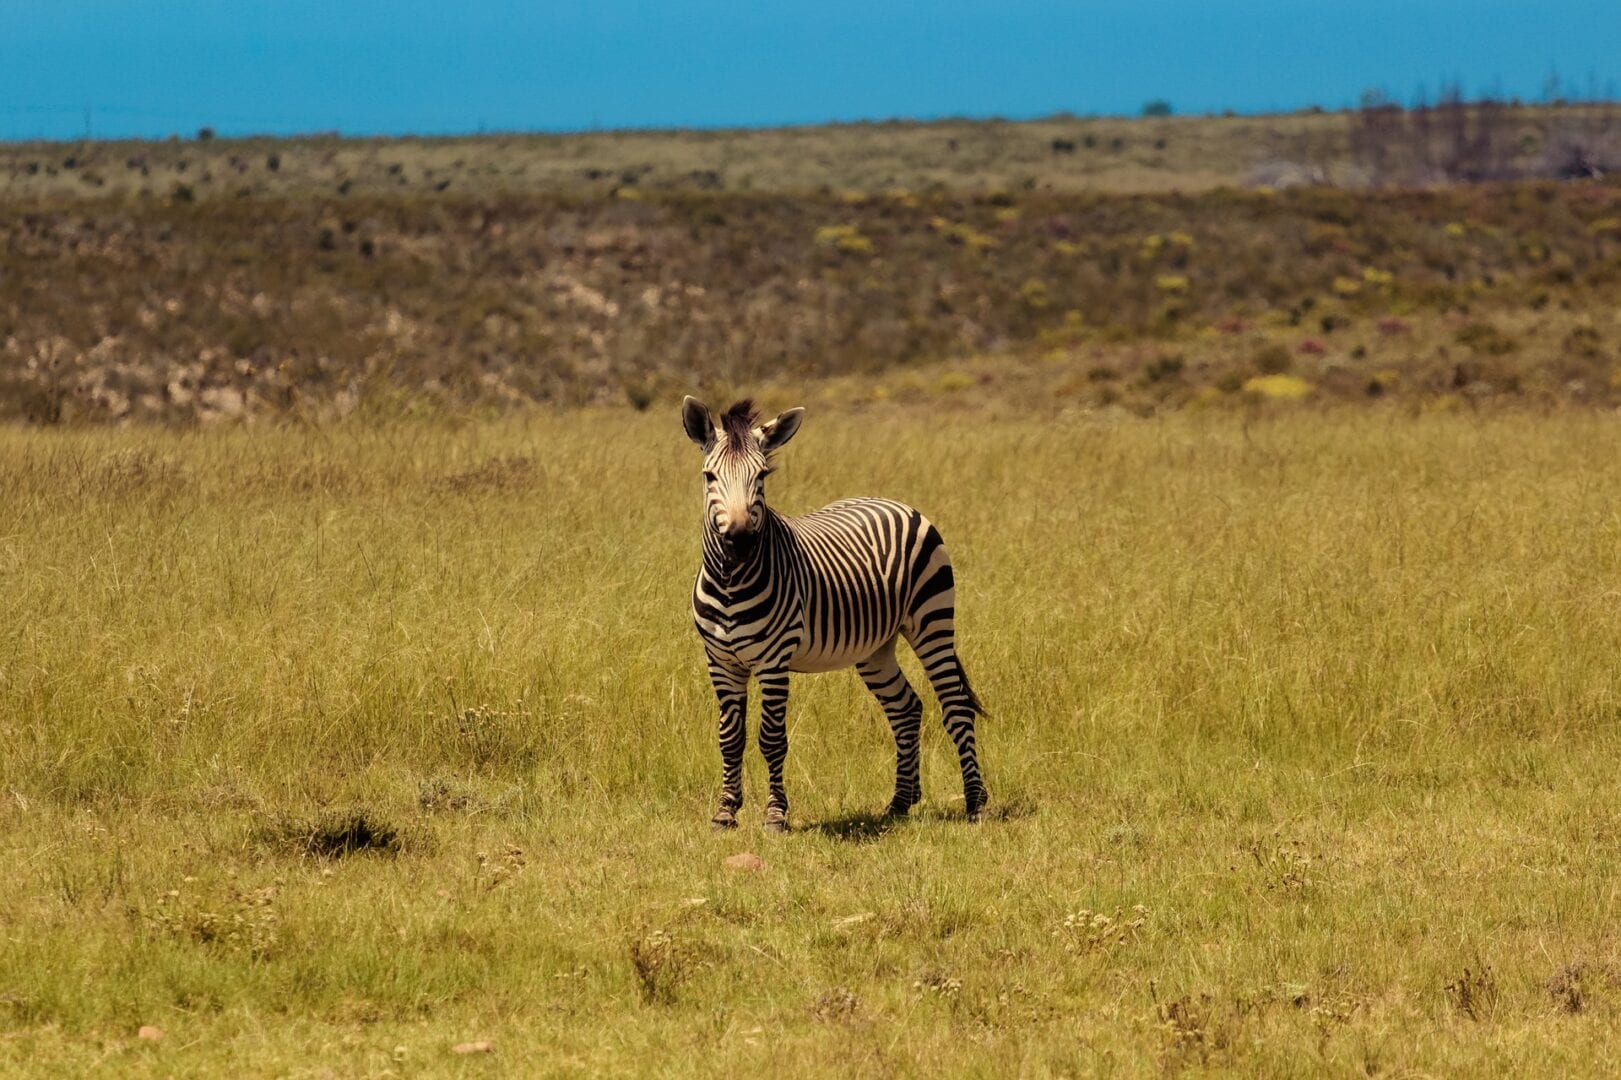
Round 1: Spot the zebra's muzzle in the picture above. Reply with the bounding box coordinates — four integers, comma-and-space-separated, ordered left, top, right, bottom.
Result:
718, 511, 760, 539
720, 526, 760, 558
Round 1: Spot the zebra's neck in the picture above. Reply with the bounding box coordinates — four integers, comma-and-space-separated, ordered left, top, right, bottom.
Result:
701, 508, 784, 586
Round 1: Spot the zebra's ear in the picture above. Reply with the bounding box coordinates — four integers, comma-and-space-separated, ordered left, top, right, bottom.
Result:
757, 407, 805, 453
682, 396, 718, 451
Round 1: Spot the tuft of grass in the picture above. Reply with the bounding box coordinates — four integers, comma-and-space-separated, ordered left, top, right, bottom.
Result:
628, 929, 690, 1005
258, 811, 405, 859
1445, 966, 1500, 1022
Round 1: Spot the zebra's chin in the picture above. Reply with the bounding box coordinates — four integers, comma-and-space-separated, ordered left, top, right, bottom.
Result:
718, 530, 761, 561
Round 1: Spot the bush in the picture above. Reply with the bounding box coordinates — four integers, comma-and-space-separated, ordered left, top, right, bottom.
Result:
1244, 374, 1313, 399
1252, 344, 1294, 375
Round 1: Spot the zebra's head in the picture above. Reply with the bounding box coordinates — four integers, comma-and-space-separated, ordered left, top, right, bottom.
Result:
682, 396, 804, 541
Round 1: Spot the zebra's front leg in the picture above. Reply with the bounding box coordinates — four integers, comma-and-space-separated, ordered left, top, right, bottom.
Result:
756, 667, 792, 832
708, 661, 750, 830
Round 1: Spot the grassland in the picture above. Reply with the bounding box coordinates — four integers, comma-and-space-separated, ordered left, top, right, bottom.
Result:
4, 407, 1621, 1076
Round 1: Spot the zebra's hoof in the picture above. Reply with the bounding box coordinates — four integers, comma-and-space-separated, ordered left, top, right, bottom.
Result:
711, 808, 739, 831
763, 808, 789, 833
763, 819, 789, 834
965, 792, 988, 822
883, 800, 913, 819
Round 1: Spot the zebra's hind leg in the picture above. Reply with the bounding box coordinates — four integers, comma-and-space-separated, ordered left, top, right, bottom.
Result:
902, 529, 988, 821
756, 667, 792, 832
707, 660, 749, 830
908, 634, 988, 821
856, 643, 924, 817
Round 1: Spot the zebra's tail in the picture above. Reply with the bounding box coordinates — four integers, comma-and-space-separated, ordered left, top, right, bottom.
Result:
956, 656, 989, 719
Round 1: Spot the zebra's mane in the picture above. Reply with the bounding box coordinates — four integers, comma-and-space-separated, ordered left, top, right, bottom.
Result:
720, 399, 760, 448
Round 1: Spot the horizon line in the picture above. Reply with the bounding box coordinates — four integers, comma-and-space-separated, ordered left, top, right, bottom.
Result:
4, 95, 1620, 148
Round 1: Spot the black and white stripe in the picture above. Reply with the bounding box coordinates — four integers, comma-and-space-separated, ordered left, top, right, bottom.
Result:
682, 397, 987, 831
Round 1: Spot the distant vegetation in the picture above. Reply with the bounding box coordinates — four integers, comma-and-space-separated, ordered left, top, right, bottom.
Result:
3, 177, 1620, 423
1351, 94, 1621, 184
2, 102, 1621, 426
3, 103, 1617, 202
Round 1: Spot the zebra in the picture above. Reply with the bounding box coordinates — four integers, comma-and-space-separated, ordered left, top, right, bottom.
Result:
681, 396, 988, 832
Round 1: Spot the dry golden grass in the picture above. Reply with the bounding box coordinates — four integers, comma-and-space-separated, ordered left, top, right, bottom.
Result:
4, 405, 1621, 1075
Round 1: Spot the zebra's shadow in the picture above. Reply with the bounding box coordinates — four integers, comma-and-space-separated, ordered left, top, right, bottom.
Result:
804, 810, 903, 843
806, 797, 1035, 841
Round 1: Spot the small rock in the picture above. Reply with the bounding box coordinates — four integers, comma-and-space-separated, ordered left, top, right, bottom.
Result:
724, 852, 764, 871
453, 1040, 495, 1055
137, 1025, 164, 1042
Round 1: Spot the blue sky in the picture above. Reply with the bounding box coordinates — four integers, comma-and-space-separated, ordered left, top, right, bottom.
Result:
1, 1, 1617, 140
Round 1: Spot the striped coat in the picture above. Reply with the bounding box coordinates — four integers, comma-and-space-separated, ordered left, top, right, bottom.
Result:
683, 397, 987, 831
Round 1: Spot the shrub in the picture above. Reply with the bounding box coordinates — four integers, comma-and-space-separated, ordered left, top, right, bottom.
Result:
1143, 354, 1185, 382
813, 224, 874, 255
1252, 344, 1294, 374
1455, 321, 1519, 355
928, 216, 997, 250
1244, 374, 1313, 399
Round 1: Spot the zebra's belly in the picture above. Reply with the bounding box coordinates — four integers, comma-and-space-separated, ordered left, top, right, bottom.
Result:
786, 629, 899, 673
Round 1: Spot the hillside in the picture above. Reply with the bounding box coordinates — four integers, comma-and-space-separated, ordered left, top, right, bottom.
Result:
3, 105, 1621, 425
4, 179, 1621, 424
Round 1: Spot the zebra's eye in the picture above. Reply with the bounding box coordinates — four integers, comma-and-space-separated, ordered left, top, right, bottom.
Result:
703, 471, 717, 484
